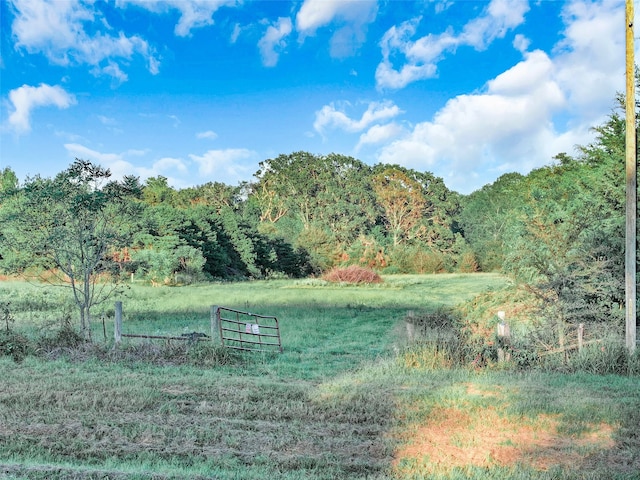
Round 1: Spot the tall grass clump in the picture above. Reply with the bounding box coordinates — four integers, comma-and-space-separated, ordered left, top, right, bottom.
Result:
187, 342, 240, 367
544, 337, 640, 376
399, 308, 468, 370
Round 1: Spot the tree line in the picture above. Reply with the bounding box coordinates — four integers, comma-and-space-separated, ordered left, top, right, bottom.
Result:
0, 94, 636, 339
0, 154, 470, 281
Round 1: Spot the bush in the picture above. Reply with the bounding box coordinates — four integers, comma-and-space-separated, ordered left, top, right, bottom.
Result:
322, 265, 383, 284
388, 246, 446, 274
456, 250, 479, 273
36, 326, 86, 354
0, 330, 31, 362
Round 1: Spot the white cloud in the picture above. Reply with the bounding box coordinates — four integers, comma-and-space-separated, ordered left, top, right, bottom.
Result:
377, 51, 568, 191
459, 0, 530, 49
92, 61, 128, 85
376, 0, 529, 89
553, 0, 624, 120
10, 0, 159, 80
487, 50, 559, 97
197, 130, 218, 140
376, 0, 625, 194
189, 148, 258, 184
230, 23, 242, 43
296, 0, 376, 33
258, 17, 293, 67
168, 115, 181, 127
513, 33, 530, 53
148, 55, 160, 75
296, 0, 377, 57
97, 115, 117, 126
124, 148, 150, 157
314, 100, 402, 135
152, 157, 188, 174
7, 83, 76, 133
95, 113, 124, 135
355, 123, 406, 152
117, 0, 236, 37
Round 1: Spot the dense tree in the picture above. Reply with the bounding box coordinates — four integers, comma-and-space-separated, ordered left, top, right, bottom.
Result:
174, 181, 241, 212
0, 167, 19, 199
370, 164, 465, 271
142, 176, 175, 206
458, 172, 526, 271
253, 152, 377, 237
371, 166, 426, 246
252, 152, 379, 269
133, 204, 231, 280
0, 160, 140, 339
459, 98, 634, 350
501, 159, 625, 348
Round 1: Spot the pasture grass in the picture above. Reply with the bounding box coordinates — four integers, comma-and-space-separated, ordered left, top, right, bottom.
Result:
1, 273, 639, 479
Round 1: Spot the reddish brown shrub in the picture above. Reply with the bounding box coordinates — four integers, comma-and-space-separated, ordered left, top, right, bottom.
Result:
322, 265, 383, 284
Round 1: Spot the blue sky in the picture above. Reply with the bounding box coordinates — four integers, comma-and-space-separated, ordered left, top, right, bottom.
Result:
0, 0, 630, 194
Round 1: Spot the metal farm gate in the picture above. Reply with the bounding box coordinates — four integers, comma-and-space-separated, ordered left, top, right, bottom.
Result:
211, 305, 283, 353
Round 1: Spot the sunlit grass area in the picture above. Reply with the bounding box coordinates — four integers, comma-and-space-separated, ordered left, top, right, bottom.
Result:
1, 274, 638, 479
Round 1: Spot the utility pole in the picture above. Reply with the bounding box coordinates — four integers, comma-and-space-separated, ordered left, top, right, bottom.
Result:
625, 0, 637, 354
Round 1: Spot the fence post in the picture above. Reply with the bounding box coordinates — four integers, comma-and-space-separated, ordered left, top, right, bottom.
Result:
496, 311, 511, 362
406, 321, 415, 342
114, 301, 123, 345
210, 305, 221, 345
578, 323, 584, 352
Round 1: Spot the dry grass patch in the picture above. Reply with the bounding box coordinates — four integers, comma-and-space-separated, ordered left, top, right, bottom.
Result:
393, 383, 616, 476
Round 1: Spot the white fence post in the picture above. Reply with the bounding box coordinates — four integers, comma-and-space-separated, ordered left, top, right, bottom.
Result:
114, 301, 123, 345
497, 311, 511, 362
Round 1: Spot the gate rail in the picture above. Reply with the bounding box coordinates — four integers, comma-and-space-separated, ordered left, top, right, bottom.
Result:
212, 305, 283, 353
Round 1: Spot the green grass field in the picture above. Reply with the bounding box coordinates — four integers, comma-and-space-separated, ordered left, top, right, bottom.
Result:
1, 274, 639, 479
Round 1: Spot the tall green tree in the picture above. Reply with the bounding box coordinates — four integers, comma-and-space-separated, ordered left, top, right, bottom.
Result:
458, 172, 526, 271
502, 160, 623, 348
252, 152, 378, 269
0, 167, 18, 199
0, 160, 140, 339
133, 203, 231, 279
142, 176, 176, 206
253, 152, 377, 239
370, 164, 464, 270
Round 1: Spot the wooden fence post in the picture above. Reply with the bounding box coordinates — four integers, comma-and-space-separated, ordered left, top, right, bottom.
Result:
211, 305, 221, 345
578, 323, 584, 352
114, 301, 123, 345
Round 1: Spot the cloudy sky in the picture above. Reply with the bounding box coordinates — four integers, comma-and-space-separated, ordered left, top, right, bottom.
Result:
0, 0, 631, 194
